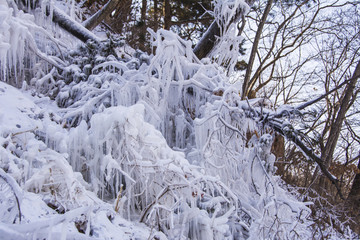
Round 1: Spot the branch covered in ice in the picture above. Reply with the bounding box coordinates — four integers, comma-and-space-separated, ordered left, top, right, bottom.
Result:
52, 6, 101, 43
0, 168, 23, 223
227, 98, 346, 199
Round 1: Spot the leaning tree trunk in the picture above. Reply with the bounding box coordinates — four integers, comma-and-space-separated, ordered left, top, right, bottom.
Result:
322, 61, 360, 167
193, 21, 221, 60
83, 0, 121, 31
17, 0, 100, 43
317, 60, 360, 196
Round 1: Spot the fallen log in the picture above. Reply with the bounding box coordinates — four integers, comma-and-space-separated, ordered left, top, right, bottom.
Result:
16, 0, 101, 43
51, 6, 101, 43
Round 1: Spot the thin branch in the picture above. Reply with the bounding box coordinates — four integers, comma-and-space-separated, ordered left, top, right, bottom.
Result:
139, 184, 187, 223
270, 73, 360, 119
296, 74, 360, 111
11, 127, 39, 138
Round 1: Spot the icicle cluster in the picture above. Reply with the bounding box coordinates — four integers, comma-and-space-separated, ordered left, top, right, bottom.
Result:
145, 29, 226, 149
209, 0, 250, 72
0, 81, 162, 239
0, 0, 67, 88
212, 0, 250, 29
0, 1, 29, 85
68, 104, 242, 238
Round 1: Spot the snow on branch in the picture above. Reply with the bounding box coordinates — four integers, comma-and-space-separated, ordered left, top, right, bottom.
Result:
193, 90, 313, 238
52, 6, 101, 43
0, 168, 23, 223
212, 0, 250, 32
238, 100, 346, 199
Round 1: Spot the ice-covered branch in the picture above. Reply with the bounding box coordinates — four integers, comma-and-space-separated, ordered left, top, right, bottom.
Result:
0, 169, 22, 223
261, 111, 345, 199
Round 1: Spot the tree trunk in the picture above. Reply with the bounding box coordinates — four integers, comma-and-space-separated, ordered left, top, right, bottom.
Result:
193, 21, 221, 59
83, 0, 121, 31
322, 60, 360, 167
153, 0, 159, 32
316, 60, 360, 197
163, 0, 171, 30
107, 0, 131, 34
348, 160, 360, 202
241, 0, 273, 99
141, 0, 147, 23
137, 0, 147, 50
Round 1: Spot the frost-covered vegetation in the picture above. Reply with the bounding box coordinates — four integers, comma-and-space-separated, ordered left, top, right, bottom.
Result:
0, 0, 359, 239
